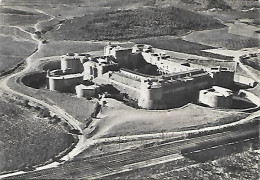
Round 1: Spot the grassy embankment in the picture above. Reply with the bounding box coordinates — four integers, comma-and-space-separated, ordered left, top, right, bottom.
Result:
7, 73, 97, 125
0, 7, 48, 76
95, 99, 248, 138
0, 95, 75, 173
6, 57, 98, 126
0, 26, 36, 76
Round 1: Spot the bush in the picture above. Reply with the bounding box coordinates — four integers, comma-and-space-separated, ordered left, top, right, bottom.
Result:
38, 108, 51, 118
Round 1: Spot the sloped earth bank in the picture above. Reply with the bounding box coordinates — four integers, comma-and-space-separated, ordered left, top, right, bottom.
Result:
0, 6, 88, 177
0, 95, 75, 173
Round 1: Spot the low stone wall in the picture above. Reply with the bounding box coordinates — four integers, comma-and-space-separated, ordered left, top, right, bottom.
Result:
238, 90, 260, 113
234, 75, 257, 87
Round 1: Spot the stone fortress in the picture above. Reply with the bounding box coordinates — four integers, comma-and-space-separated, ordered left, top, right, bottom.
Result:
47, 43, 236, 109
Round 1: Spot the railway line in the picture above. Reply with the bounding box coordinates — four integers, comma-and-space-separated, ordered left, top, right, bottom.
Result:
7, 127, 258, 179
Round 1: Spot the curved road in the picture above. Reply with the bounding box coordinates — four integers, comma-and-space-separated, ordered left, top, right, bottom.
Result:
0, 9, 91, 179
0, 8, 260, 180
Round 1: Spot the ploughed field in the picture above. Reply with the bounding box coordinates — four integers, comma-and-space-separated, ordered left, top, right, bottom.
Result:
184, 27, 260, 50
0, 96, 74, 173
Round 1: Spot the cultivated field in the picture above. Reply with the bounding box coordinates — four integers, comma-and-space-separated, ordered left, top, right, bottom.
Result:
31, 41, 107, 59
132, 37, 232, 60
184, 27, 259, 50
0, 96, 74, 173
0, 7, 47, 26
0, 26, 36, 75
228, 23, 260, 39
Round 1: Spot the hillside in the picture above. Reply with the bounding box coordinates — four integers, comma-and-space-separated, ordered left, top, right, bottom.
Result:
0, 97, 74, 173
157, 0, 259, 10
43, 6, 224, 41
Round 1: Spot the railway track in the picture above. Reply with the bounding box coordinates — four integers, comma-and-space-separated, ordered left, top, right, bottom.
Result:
7, 128, 258, 179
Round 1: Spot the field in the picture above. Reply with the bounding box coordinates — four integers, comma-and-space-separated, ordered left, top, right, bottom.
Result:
0, 96, 74, 173
184, 27, 259, 50
200, 8, 259, 23
1, 0, 158, 23
0, 26, 37, 75
227, 23, 260, 38
31, 41, 107, 59
96, 99, 248, 138
0, 7, 47, 26
132, 37, 233, 60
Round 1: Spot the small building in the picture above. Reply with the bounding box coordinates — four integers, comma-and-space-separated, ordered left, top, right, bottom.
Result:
199, 86, 233, 108
75, 84, 99, 98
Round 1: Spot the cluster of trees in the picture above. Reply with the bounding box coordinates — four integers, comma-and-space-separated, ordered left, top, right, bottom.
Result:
52, 6, 224, 41
0, 7, 36, 15
240, 56, 260, 71
207, 0, 232, 10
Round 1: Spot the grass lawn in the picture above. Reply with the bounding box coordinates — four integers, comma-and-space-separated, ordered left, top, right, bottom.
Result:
184, 27, 259, 50
32, 41, 106, 59
96, 99, 248, 138
0, 96, 74, 173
